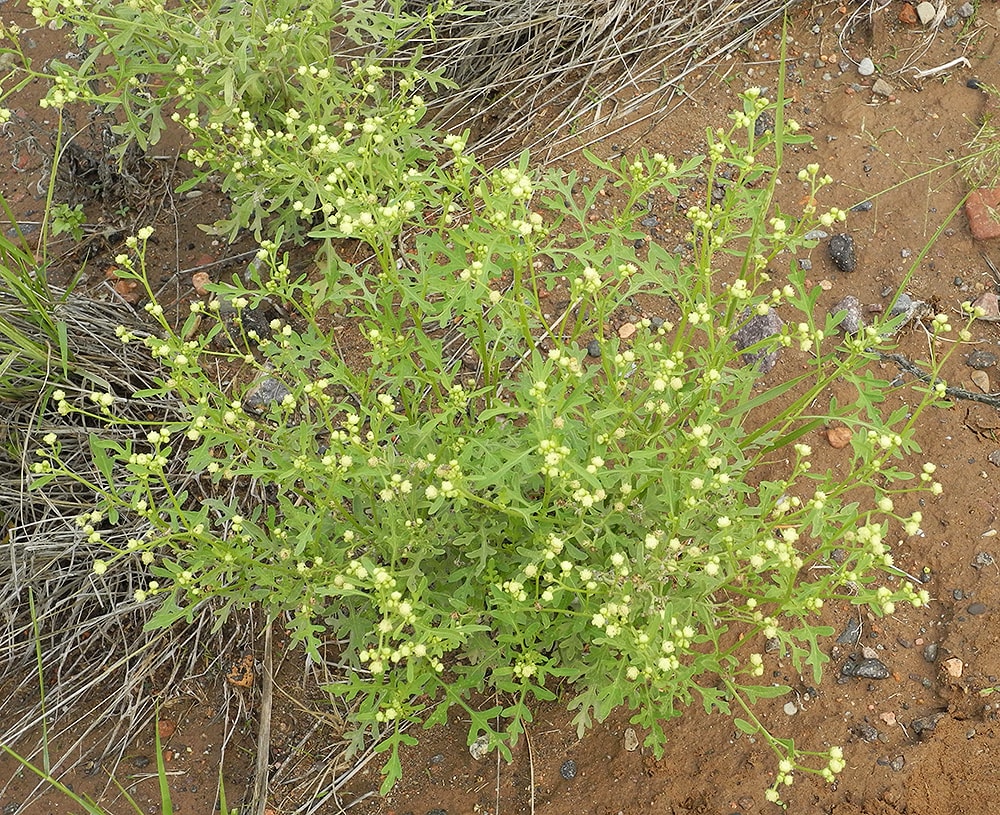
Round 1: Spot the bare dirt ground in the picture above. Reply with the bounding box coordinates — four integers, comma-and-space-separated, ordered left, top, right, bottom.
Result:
2, 2, 1000, 814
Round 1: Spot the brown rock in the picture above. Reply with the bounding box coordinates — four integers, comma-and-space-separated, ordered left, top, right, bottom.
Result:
966, 188, 1000, 240
157, 719, 177, 739
899, 3, 918, 24
943, 656, 964, 679
972, 292, 1000, 322
192, 271, 212, 295
618, 322, 637, 340
971, 370, 991, 393
827, 426, 853, 449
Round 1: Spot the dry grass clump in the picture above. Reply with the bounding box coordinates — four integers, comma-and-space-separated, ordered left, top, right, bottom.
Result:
0, 285, 253, 801
414, 0, 800, 154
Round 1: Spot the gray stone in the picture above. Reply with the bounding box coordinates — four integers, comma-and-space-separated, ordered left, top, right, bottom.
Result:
967, 349, 998, 370
912, 712, 946, 736
858, 57, 875, 76
732, 308, 784, 374
837, 616, 862, 644
245, 376, 292, 412
830, 295, 863, 335
889, 293, 914, 318
841, 656, 890, 679
958, 2, 975, 18
872, 77, 895, 98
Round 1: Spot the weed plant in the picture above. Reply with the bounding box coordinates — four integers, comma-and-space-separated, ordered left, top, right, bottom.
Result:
23, 77, 959, 802
19, 0, 456, 241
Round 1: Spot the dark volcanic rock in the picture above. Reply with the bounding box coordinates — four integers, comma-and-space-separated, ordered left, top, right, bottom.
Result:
829, 233, 857, 272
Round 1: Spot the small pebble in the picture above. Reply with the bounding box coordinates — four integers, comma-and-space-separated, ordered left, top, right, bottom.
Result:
968, 77, 984, 90
968, 602, 988, 615
944, 14, 959, 27
830, 295, 863, 335
469, 734, 490, 760
618, 322, 637, 340
851, 200, 873, 212
131, 756, 151, 769
754, 112, 774, 136
587, 339, 602, 358
837, 616, 862, 644
967, 349, 998, 369
829, 234, 857, 272
858, 57, 875, 76
890, 755, 905, 772
943, 657, 964, 678
953, 589, 965, 601
841, 656, 890, 679
923, 642, 939, 663
732, 308, 784, 373
430, 753, 445, 765
426, 810, 447, 815
640, 214, 659, 228
971, 370, 991, 393
912, 713, 945, 734
973, 552, 995, 568
900, 248, 912, 259
650, 316, 665, 330
957, 1, 974, 18
783, 701, 799, 716
798, 258, 812, 271
872, 77, 895, 97
889, 293, 914, 318
804, 229, 828, 241
560, 759, 578, 780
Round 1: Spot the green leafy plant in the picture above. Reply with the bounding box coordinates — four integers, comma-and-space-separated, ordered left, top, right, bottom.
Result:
28, 84, 961, 804
49, 202, 87, 241
18, 0, 458, 241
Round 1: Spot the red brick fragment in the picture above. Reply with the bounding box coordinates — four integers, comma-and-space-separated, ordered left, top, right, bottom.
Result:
966, 188, 1000, 241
